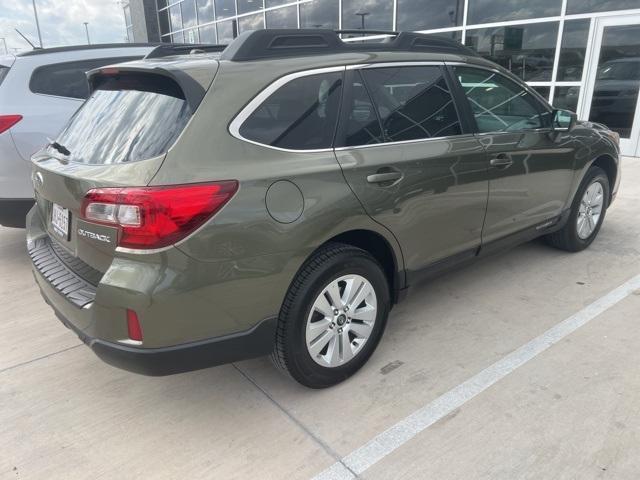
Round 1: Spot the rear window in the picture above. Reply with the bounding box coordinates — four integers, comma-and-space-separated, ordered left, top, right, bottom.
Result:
0, 66, 9, 86
30, 57, 140, 99
52, 73, 191, 165
238, 71, 343, 150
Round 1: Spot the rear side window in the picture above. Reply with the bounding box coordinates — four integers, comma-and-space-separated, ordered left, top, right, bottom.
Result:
30, 57, 140, 99
239, 71, 343, 150
454, 67, 548, 133
52, 73, 191, 165
0, 66, 10, 86
360, 66, 462, 143
343, 71, 385, 147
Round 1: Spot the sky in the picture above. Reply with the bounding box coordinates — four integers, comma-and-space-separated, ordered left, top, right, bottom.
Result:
0, 0, 127, 54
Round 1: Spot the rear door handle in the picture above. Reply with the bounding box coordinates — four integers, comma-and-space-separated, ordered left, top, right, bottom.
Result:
489, 154, 513, 169
367, 171, 403, 184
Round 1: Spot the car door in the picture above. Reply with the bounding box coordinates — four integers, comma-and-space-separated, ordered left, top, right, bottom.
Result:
334, 64, 489, 279
451, 66, 577, 244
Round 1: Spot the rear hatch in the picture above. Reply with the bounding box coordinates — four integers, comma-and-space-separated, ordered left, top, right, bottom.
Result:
31, 57, 219, 275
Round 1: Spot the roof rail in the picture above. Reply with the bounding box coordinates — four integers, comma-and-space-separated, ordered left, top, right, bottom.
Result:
220, 29, 477, 62
145, 43, 228, 59
17, 43, 162, 57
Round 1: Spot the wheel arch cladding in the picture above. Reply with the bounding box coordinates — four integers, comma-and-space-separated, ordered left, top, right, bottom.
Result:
591, 154, 617, 201
325, 229, 402, 304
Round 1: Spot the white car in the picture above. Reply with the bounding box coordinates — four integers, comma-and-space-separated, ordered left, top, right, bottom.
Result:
0, 44, 155, 227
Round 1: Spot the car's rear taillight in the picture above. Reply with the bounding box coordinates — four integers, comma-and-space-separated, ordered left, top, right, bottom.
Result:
81, 181, 238, 249
0, 115, 22, 134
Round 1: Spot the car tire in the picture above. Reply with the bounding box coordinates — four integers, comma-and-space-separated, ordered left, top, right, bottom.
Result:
545, 166, 610, 252
271, 243, 390, 388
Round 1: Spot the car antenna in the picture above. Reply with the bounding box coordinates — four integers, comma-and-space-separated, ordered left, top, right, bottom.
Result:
14, 28, 41, 50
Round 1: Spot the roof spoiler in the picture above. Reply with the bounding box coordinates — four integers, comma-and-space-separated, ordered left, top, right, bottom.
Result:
86, 64, 217, 112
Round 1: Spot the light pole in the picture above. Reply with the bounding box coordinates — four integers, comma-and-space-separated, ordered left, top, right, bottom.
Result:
83, 22, 91, 44
32, 0, 43, 48
0, 38, 7, 55
355, 12, 369, 30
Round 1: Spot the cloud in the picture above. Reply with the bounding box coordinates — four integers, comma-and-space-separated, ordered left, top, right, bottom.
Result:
0, 0, 127, 53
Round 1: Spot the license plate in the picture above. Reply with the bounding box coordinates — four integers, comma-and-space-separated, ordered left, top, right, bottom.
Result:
51, 203, 70, 239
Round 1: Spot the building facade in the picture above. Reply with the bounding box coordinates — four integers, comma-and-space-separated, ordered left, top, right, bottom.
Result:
128, 0, 640, 156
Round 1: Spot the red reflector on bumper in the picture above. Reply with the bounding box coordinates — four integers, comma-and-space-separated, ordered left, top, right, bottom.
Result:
127, 309, 143, 341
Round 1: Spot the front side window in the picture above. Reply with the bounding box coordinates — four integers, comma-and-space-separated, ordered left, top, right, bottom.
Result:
239, 71, 343, 150
29, 57, 140, 99
455, 67, 548, 133
360, 66, 462, 143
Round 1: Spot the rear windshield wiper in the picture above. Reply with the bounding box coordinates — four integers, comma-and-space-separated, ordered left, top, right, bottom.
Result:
50, 141, 71, 156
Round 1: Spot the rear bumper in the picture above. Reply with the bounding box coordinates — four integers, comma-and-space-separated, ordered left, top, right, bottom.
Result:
49, 299, 277, 376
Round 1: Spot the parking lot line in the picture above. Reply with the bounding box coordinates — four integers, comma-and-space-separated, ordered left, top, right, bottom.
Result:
312, 273, 640, 480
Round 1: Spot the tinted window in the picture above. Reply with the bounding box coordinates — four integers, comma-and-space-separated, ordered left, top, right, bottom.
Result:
397, 0, 462, 31
29, 57, 140, 99
53, 74, 191, 165
361, 66, 462, 142
344, 71, 384, 147
455, 67, 547, 133
468, 0, 560, 24
239, 72, 343, 150
465, 22, 559, 81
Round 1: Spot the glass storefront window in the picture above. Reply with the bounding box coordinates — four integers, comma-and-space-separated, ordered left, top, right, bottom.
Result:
169, 4, 183, 32
427, 30, 463, 41
196, 0, 215, 24
172, 31, 185, 43
215, 0, 236, 19
342, 0, 393, 31
157, 0, 167, 9
557, 19, 590, 82
266, 0, 289, 6
266, 5, 298, 28
184, 28, 200, 43
468, 0, 561, 24
181, 0, 198, 29
567, 0, 640, 15
300, 0, 338, 29
199, 24, 217, 43
465, 22, 559, 81
397, 0, 463, 31
238, 0, 264, 15
217, 19, 236, 43
589, 24, 640, 138
554, 86, 580, 112
158, 9, 170, 36
239, 12, 264, 32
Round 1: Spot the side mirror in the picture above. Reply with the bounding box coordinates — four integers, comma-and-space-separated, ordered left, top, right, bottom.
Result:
552, 109, 577, 131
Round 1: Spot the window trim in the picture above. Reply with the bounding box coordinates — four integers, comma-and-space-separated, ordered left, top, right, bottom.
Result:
228, 65, 346, 153
448, 62, 555, 135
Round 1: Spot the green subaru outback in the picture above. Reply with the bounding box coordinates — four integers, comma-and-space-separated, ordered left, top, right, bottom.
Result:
26, 30, 621, 388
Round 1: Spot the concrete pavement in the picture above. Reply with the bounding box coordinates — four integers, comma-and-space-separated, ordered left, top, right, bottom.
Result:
1, 159, 639, 480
